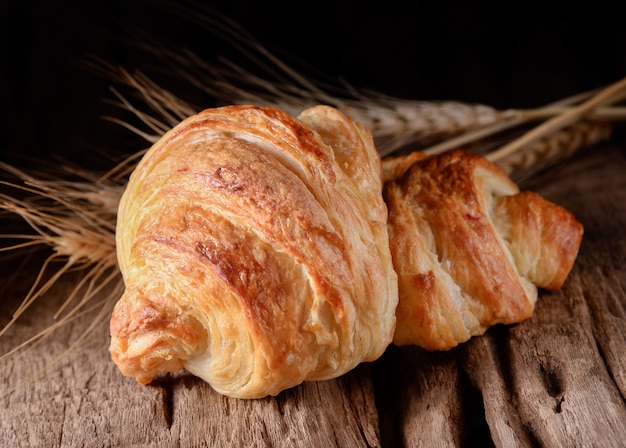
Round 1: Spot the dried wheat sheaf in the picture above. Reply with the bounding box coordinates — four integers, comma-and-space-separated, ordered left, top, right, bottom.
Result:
1, 4, 626, 373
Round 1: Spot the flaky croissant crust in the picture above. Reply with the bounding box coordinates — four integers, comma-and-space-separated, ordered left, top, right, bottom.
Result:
110, 105, 398, 398
383, 150, 583, 350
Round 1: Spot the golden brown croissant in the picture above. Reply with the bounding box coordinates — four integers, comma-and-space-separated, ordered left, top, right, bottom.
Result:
383, 150, 583, 350
110, 105, 398, 398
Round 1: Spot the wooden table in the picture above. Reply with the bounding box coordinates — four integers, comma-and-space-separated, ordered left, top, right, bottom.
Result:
1, 139, 625, 447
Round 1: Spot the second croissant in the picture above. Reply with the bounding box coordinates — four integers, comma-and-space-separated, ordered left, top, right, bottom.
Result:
383, 150, 583, 350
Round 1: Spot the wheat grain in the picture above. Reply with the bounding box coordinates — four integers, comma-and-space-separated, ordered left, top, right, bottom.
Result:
494, 120, 613, 183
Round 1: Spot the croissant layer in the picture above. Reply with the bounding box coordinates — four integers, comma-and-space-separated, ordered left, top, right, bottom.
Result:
383, 150, 583, 350
110, 105, 398, 398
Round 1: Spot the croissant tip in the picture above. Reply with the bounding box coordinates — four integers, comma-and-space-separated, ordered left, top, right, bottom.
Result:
135, 376, 154, 386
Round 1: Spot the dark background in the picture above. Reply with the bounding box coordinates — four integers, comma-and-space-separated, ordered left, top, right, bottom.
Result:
1, 0, 625, 163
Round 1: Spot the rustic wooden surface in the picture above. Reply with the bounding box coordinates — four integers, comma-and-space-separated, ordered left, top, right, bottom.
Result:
1, 140, 625, 447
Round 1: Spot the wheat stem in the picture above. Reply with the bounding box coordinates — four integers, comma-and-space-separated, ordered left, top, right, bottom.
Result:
421, 112, 524, 156
487, 76, 626, 163
55, 261, 119, 321
0, 238, 46, 252
523, 106, 626, 121
422, 102, 626, 157
497, 121, 612, 182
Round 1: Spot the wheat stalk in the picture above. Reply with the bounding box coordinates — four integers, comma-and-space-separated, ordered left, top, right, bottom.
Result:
100, 60, 626, 181
86, 1, 526, 157
489, 77, 626, 162
94, 57, 626, 165
0, 161, 123, 360
88, 52, 519, 157
89, 5, 626, 169
95, 0, 626, 165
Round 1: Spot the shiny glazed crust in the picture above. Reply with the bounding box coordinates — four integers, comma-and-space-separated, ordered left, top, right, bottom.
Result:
383, 150, 583, 350
110, 105, 398, 398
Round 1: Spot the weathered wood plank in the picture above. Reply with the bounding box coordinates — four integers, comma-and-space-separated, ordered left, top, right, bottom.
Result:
548, 146, 626, 400
527, 142, 626, 406
374, 346, 466, 447
1, 142, 625, 447
508, 305, 626, 446
164, 365, 381, 447
461, 333, 538, 447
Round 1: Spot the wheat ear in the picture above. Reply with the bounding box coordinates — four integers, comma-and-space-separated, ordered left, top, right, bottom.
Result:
0, 161, 123, 356
486, 76, 626, 166
497, 120, 613, 183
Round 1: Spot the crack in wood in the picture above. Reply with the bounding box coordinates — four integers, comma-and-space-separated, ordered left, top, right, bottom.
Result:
539, 362, 564, 399
458, 364, 495, 448
554, 395, 565, 414
153, 378, 174, 430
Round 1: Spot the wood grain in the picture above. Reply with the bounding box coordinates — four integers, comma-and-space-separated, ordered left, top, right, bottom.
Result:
1, 141, 625, 447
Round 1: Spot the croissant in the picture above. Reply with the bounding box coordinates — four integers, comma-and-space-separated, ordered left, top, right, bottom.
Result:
383, 150, 583, 351
109, 105, 399, 398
